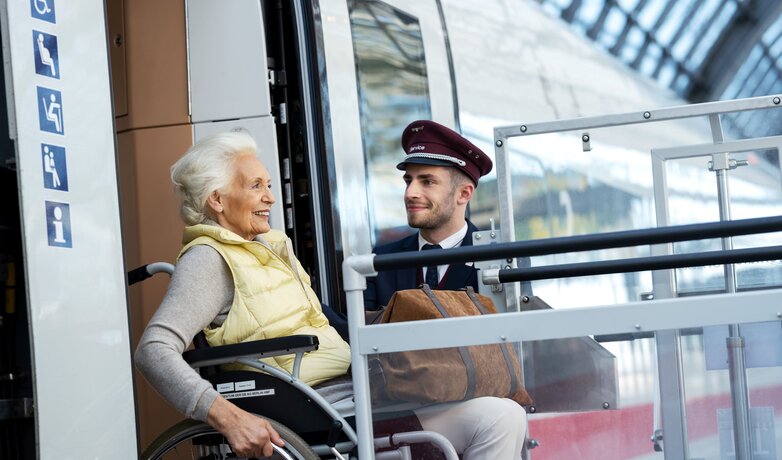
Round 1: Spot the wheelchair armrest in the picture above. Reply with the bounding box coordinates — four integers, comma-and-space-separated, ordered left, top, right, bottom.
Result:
183, 335, 319, 369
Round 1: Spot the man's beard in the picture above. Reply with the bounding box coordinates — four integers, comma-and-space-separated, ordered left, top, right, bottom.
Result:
407, 199, 456, 230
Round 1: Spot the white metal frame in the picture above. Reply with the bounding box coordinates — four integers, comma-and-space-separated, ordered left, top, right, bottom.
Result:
344, 94, 782, 459
649, 134, 782, 459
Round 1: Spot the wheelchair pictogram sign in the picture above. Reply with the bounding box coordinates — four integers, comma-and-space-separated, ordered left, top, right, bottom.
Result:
30, 0, 56, 23
33, 30, 59, 79
37, 86, 64, 135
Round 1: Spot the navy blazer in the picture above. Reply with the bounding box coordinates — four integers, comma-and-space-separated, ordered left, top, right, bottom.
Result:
363, 221, 480, 310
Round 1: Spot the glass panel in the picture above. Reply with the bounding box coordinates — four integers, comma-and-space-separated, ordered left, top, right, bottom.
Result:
365, 319, 779, 458
476, 108, 782, 308
349, 0, 432, 246
359, 116, 782, 459
684, 320, 782, 460
482, 119, 713, 307
671, 148, 782, 295
519, 320, 782, 459
527, 333, 657, 459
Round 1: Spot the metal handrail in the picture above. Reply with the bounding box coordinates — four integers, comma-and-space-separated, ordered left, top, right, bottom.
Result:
370, 215, 782, 272
493, 245, 782, 283
494, 94, 782, 137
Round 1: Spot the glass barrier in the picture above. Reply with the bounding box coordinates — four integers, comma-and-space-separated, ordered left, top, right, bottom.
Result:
361, 317, 781, 459
522, 321, 781, 459
346, 95, 782, 459
471, 113, 782, 308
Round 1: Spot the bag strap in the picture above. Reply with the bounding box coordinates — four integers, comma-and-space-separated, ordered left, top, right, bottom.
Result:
464, 287, 520, 398
464, 286, 490, 314
422, 284, 476, 400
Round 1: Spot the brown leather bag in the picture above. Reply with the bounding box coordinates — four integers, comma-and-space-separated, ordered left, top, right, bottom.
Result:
369, 285, 532, 407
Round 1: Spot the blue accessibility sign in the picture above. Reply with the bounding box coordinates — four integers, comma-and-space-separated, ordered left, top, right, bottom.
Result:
37, 86, 64, 135
45, 200, 71, 248
33, 30, 59, 79
41, 143, 68, 191
30, 0, 56, 24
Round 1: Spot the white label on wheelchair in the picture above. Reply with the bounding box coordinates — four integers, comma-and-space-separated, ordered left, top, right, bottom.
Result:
223, 389, 275, 400
236, 380, 256, 391
217, 380, 257, 394
217, 382, 235, 393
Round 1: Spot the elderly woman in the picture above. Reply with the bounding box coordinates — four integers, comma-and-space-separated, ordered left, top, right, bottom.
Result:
135, 130, 527, 459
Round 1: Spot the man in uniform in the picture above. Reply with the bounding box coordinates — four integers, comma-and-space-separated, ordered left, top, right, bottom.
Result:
364, 119, 492, 310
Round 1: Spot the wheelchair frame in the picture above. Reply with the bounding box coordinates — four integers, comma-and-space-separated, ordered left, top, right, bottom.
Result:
131, 262, 460, 460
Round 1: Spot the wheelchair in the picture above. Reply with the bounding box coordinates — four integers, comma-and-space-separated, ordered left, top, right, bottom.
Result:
129, 262, 461, 460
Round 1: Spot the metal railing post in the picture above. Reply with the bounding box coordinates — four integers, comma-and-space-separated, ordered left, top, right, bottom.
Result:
343, 254, 377, 460
709, 114, 752, 459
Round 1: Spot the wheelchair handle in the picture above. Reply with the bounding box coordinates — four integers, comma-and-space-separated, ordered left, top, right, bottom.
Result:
127, 262, 174, 286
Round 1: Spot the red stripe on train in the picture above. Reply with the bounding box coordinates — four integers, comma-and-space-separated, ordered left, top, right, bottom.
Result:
528, 385, 782, 459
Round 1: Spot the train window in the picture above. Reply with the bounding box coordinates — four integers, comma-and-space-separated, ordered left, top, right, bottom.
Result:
349, 0, 432, 245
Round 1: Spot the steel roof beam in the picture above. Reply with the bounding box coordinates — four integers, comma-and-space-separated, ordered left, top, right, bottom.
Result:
686, 0, 782, 102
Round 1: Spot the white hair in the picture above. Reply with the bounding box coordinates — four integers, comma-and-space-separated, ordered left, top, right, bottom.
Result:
170, 130, 258, 225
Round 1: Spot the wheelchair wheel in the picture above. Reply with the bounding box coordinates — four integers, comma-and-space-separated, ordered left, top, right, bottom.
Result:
142, 417, 320, 460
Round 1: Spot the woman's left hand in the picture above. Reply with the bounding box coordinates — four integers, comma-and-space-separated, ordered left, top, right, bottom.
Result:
206, 396, 285, 457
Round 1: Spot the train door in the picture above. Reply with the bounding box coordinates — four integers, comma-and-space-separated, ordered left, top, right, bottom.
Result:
313, 0, 459, 286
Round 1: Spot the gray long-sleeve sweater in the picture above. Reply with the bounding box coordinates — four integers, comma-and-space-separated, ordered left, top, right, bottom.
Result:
134, 238, 353, 423
134, 245, 233, 421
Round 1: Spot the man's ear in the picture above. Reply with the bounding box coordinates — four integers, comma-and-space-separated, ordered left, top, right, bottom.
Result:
206, 191, 223, 214
456, 182, 474, 205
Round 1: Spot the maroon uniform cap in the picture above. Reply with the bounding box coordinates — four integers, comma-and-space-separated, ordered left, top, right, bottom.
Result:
397, 120, 492, 185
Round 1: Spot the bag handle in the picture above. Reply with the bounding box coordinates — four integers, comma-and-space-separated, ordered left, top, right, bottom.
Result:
421, 284, 477, 400
463, 287, 520, 398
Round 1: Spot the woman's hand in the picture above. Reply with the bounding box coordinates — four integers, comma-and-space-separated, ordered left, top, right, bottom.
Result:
207, 396, 285, 457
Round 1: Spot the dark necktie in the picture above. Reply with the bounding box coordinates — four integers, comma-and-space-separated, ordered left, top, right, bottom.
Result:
421, 243, 442, 287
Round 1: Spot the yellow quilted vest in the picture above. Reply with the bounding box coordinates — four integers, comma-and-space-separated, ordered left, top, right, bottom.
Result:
179, 224, 351, 386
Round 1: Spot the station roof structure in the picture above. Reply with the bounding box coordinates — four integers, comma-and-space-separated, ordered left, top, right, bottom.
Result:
540, 0, 782, 142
